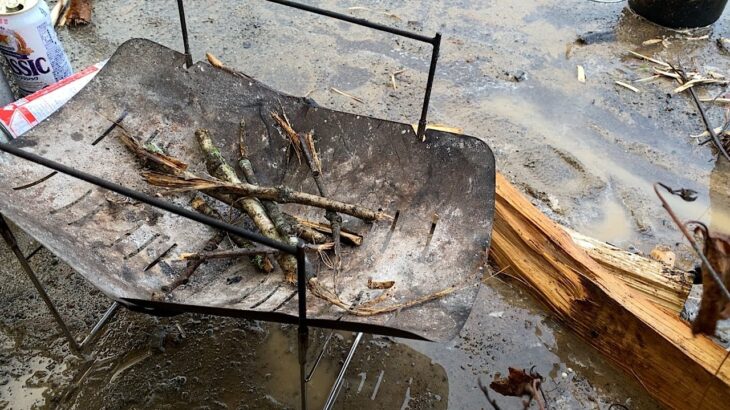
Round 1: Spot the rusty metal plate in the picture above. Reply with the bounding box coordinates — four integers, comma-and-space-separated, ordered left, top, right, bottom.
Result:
0, 39, 494, 342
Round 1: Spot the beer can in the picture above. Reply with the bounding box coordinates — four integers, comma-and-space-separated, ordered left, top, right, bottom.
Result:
0, 0, 73, 95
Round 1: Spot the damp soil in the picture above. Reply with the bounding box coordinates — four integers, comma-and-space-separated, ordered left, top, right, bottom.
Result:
2, 0, 730, 409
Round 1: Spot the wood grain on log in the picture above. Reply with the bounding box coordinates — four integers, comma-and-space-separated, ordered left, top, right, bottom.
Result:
490, 172, 730, 409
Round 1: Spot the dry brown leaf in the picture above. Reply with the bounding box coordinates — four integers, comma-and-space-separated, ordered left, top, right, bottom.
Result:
489, 367, 544, 410
691, 224, 730, 336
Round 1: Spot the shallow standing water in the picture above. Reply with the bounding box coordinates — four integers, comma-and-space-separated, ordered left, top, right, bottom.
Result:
1, 0, 729, 408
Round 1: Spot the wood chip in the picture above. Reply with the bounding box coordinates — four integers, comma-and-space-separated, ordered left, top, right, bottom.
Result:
577, 65, 586, 83
331, 87, 364, 103
410, 123, 464, 136
642, 38, 663, 46
627, 50, 671, 69
650, 245, 676, 268
685, 34, 710, 41
368, 279, 395, 289
674, 78, 728, 94
654, 68, 681, 80
206, 53, 224, 69
690, 127, 730, 139
699, 97, 730, 104
615, 81, 640, 93
635, 75, 661, 83
51, 0, 68, 26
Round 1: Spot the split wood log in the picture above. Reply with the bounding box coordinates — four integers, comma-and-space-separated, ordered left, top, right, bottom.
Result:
566, 229, 692, 313
490, 172, 730, 410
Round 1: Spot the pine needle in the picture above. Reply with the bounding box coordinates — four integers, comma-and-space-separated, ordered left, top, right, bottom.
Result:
615, 81, 640, 93
627, 50, 671, 69
331, 87, 364, 103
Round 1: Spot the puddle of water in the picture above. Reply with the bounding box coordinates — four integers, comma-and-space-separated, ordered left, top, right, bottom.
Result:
255, 326, 340, 407
579, 196, 634, 244
0, 356, 57, 410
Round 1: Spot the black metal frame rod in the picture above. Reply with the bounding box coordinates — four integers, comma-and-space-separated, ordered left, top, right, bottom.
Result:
176, 0, 194, 68
0, 142, 297, 255
264, 0, 436, 44
173, 0, 441, 141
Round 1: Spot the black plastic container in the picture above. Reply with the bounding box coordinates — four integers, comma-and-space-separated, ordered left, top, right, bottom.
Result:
629, 0, 728, 28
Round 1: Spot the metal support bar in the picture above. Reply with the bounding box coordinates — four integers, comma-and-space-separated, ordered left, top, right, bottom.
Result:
78, 302, 120, 350
296, 243, 309, 410
171, 0, 441, 141
0, 141, 297, 255
0, 214, 81, 353
175, 0, 194, 68
323, 332, 363, 410
264, 0, 433, 43
416, 33, 441, 142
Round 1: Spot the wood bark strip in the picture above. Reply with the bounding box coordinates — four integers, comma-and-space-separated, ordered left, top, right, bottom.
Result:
490, 172, 730, 410
566, 228, 692, 313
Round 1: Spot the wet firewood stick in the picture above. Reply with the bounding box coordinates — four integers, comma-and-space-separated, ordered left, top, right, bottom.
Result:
180, 247, 278, 261
161, 231, 225, 293
189, 195, 274, 273
196, 129, 299, 283
142, 171, 392, 222
271, 113, 344, 275
116, 127, 389, 222
237, 120, 296, 243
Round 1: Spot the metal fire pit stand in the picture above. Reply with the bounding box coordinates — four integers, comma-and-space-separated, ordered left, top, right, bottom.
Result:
0, 0, 444, 408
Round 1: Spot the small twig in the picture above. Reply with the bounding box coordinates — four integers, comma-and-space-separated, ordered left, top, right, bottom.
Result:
162, 231, 225, 293
478, 378, 502, 410
271, 112, 302, 163
180, 247, 277, 261
205, 53, 252, 80
190, 195, 274, 273
238, 119, 296, 242
615, 81, 640, 93
331, 87, 364, 103
308, 278, 465, 317
291, 215, 362, 245
142, 172, 391, 222
626, 50, 671, 68
673, 66, 730, 161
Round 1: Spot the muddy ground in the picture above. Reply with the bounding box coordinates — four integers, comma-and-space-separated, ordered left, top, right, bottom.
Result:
2, 0, 729, 408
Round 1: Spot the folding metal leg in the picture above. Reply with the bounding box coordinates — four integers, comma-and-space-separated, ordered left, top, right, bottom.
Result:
78, 302, 120, 350
322, 332, 363, 410
0, 213, 119, 354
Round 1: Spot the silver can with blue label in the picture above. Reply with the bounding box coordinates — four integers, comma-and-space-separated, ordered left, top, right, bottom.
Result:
0, 0, 73, 95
